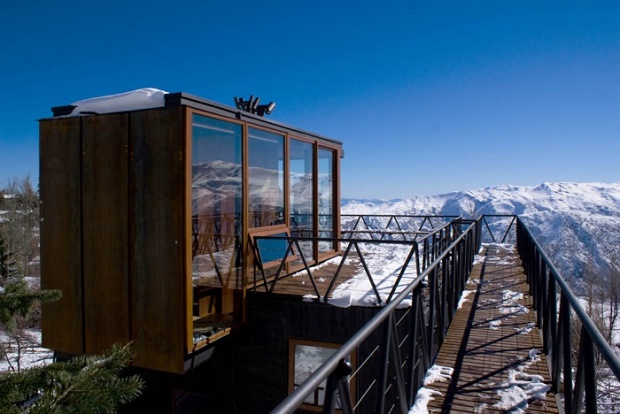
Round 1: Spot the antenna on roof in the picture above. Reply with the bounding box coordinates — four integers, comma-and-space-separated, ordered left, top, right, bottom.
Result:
234, 96, 276, 117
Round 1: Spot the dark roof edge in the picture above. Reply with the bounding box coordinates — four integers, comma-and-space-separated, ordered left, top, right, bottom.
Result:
165, 92, 342, 147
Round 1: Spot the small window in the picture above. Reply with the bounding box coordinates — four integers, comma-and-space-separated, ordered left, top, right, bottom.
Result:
249, 227, 297, 270
288, 339, 356, 411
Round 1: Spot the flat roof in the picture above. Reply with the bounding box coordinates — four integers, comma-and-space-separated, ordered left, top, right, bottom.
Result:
48, 89, 341, 148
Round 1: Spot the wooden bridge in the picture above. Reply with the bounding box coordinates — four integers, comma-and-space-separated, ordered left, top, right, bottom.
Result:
424, 243, 559, 413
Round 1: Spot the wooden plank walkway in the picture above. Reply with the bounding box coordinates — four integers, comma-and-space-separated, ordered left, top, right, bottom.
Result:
425, 244, 560, 413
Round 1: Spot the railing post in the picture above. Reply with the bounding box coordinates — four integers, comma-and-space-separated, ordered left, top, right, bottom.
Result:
543, 267, 554, 355
571, 326, 597, 414
537, 260, 546, 331
388, 313, 409, 414
427, 265, 438, 359
531, 249, 538, 306
376, 317, 392, 414
423, 237, 430, 270
583, 328, 597, 414
559, 294, 573, 412
407, 284, 422, 406
547, 274, 558, 387
478, 217, 482, 250
444, 252, 454, 322
459, 241, 466, 291
450, 244, 458, 306
440, 253, 449, 339
323, 358, 354, 414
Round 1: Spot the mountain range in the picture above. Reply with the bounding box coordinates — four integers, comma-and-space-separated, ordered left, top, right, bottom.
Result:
342, 182, 620, 283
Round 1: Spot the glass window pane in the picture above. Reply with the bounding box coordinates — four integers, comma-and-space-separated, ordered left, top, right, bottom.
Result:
318, 148, 335, 253
294, 344, 337, 406
191, 114, 242, 329
292, 342, 350, 409
248, 128, 284, 228
289, 139, 314, 260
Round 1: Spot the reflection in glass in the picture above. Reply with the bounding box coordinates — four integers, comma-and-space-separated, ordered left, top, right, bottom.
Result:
191, 114, 242, 323
294, 345, 339, 407
289, 139, 314, 260
318, 148, 335, 253
248, 128, 284, 228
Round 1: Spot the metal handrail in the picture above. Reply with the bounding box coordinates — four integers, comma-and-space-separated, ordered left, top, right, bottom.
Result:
517, 217, 620, 413
269, 220, 478, 413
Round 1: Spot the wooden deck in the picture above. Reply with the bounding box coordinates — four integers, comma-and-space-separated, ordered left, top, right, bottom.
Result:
426, 244, 560, 413
253, 255, 363, 298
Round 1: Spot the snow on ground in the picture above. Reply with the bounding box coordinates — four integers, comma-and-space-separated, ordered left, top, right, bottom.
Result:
457, 290, 474, 309
500, 290, 529, 315
409, 365, 454, 414
515, 322, 537, 335
0, 330, 53, 373
304, 242, 418, 308
493, 349, 550, 413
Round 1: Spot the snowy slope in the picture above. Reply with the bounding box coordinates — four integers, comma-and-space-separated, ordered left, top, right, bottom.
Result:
342, 182, 620, 282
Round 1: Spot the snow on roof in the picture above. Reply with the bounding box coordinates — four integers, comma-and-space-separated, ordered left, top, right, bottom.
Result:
67, 88, 168, 116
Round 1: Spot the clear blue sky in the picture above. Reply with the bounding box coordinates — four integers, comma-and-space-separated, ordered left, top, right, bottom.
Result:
1, 1, 619, 199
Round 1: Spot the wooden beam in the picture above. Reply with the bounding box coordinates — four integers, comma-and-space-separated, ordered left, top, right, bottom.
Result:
130, 108, 186, 373
82, 114, 130, 354
40, 117, 84, 355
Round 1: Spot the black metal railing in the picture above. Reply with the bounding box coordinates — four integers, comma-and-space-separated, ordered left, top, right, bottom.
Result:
267, 219, 478, 413
340, 214, 460, 242
250, 220, 464, 304
517, 217, 620, 414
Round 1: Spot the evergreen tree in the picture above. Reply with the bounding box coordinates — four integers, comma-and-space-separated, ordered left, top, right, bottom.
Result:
0, 233, 18, 280
2, 177, 40, 277
0, 239, 144, 412
0, 278, 60, 335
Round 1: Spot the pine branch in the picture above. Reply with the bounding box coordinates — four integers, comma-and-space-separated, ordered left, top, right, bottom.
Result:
0, 279, 61, 333
0, 343, 144, 413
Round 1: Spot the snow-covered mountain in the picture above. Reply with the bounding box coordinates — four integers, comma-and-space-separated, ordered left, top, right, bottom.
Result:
342, 182, 620, 282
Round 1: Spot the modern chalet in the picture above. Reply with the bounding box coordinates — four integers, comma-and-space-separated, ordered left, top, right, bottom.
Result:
39, 89, 350, 409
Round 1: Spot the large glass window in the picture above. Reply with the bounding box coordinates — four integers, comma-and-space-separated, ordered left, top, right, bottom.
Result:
318, 148, 335, 254
248, 127, 285, 228
289, 139, 314, 260
191, 114, 242, 343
